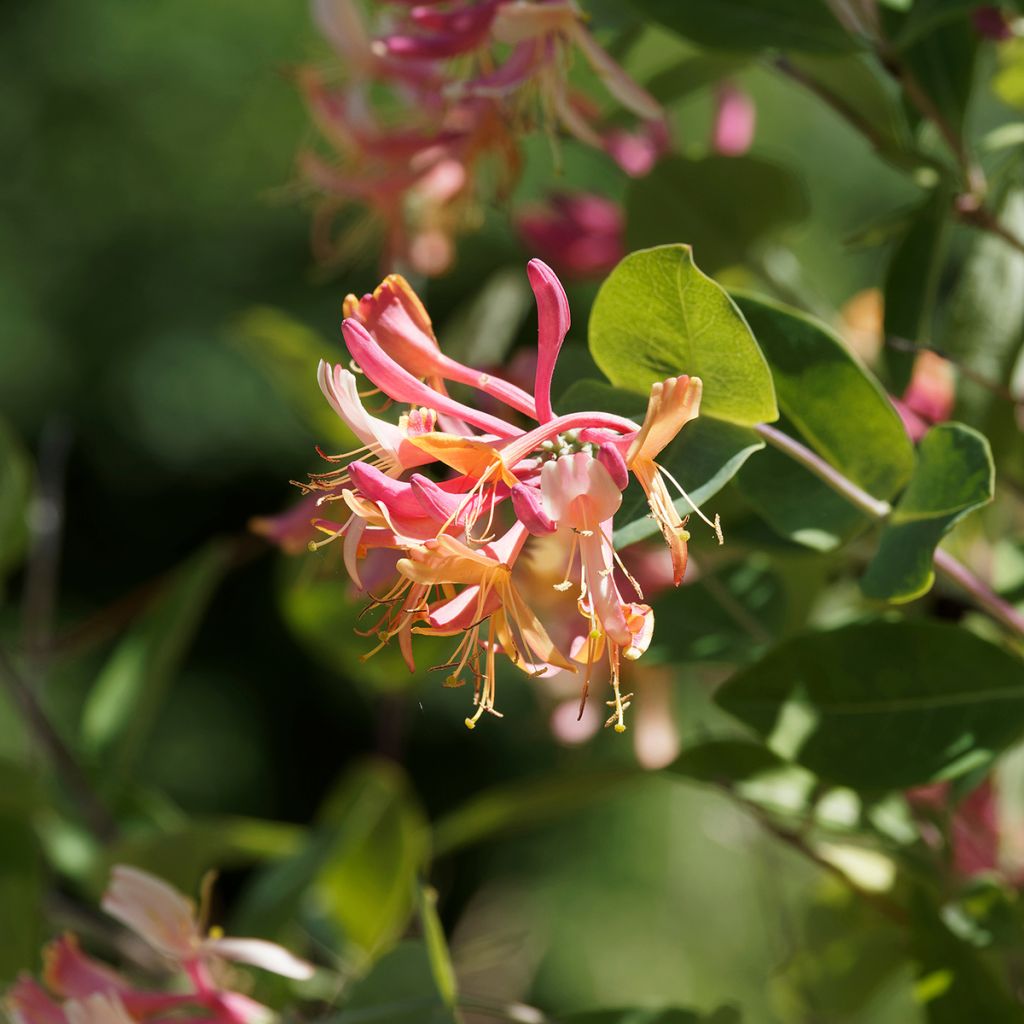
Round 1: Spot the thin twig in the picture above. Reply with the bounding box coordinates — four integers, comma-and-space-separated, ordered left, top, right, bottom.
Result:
21, 418, 72, 673
755, 424, 1024, 640
0, 645, 117, 841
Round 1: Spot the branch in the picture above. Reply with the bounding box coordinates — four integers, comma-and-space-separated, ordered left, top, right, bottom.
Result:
0, 646, 117, 841
754, 424, 1024, 640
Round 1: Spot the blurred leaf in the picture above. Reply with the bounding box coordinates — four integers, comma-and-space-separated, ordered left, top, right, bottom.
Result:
895, 13, 977, 137
645, 55, 752, 105
732, 293, 914, 548
883, 188, 952, 390
716, 620, 1024, 790
0, 417, 31, 582
560, 1008, 742, 1024
232, 306, 346, 444
624, 0, 855, 53
669, 738, 787, 785
894, 0, 1010, 46
558, 379, 763, 547
908, 889, 1021, 1021
786, 54, 914, 163
81, 541, 234, 786
237, 759, 427, 964
417, 885, 457, 1009
861, 423, 994, 602
941, 187, 1024, 422
436, 266, 533, 369
279, 553, 449, 693
993, 38, 1024, 110
589, 246, 778, 426
0, 761, 42, 983
624, 158, 809, 273
433, 770, 636, 857
105, 816, 305, 894
322, 941, 458, 1024
648, 561, 785, 664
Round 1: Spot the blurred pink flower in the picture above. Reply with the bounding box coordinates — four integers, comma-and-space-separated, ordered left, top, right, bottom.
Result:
893, 350, 956, 441
973, 5, 1014, 39
516, 192, 624, 279
298, 0, 665, 274
711, 82, 756, 157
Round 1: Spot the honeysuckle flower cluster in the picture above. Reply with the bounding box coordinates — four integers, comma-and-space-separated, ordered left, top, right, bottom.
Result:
7, 866, 313, 1024
297, 0, 666, 274
298, 258, 720, 731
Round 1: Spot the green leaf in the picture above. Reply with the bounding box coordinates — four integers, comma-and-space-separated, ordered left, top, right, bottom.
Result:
785, 55, 915, 165
993, 38, 1024, 110
417, 885, 457, 1009
105, 816, 305, 894
862, 423, 994, 602
940, 187, 1024, 422
893, 0, 1007, 47
644, 55, 752, 106
0, 418, 31, 582
624, 157, 809, 273
236, 760, 428, 963
731, 293, 914, 549
325, 941, 458, 1024
81, 541, 234, 784
624, 0, 856, 53
668, 738, 788, 785
432, 770, 636, 858
895, 13, 978, 137
589, 246, 778, 426
231, 306, 348, 445
0, 761, 42, 983
883, 188, 952, 391
557, 379, 764, 547
716, 619, 1024, 791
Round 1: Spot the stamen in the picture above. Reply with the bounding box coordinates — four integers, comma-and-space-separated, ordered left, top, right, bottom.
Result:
655, 462, 724, 543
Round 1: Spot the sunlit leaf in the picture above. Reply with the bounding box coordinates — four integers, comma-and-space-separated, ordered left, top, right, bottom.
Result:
716, 620, 1024, 790
417, 885, 457, 1009
590, 246, 778, 426
732, 294, 914, 549
862, 423, 994, 602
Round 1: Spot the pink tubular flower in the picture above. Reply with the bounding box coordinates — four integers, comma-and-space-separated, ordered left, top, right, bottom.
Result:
297, 0, 666, 273
6, 865, 314, 1024
516, 192, 625, 279
288, 259, 720, 733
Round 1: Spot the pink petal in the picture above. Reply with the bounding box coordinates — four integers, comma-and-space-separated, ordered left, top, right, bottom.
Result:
511, 483, 557, 535
203, 937, 315, 981
342, 319, 524, 438
712, 82, 756, 157
528, 258, 570, 423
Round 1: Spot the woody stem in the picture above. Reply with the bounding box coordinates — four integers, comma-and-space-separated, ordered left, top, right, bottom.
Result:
754, 423, 1024, 638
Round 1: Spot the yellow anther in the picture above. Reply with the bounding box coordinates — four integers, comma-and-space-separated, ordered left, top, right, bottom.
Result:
208, 925, 225, 939
614, 723, 627, 734
464, 717, 476, 730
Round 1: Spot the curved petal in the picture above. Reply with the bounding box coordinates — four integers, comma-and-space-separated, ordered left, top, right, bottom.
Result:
203, 937, 315, 981
528, 259, 570, 423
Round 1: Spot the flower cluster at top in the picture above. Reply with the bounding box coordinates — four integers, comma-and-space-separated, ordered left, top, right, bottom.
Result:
299, 258, 720, 732
297, 0, 666, 275
7, 865, 313, 1024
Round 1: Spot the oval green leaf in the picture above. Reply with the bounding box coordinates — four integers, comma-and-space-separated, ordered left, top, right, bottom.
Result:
589, 246, 778, 426
861, 422, 994, 602
716, 620, 1024, 791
